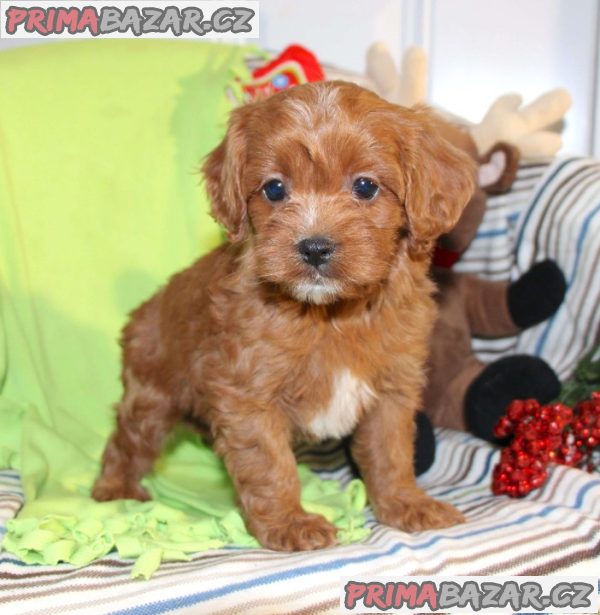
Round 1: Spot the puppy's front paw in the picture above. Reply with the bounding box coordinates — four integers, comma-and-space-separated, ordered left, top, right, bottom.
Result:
377, 495, 465, 532
251, 511, 338, 552
92, 477, 151, 503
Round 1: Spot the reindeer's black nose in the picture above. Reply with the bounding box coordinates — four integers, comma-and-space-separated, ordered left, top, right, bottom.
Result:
297, 236, 336, 269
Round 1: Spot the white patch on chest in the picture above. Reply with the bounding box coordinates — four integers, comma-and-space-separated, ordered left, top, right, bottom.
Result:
308, 369, 375, 440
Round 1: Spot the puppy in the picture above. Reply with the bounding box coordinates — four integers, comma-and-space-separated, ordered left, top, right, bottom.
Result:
93, 81, 475, 551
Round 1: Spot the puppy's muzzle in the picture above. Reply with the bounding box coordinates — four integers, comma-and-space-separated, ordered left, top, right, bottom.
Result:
297, 236, 336, 269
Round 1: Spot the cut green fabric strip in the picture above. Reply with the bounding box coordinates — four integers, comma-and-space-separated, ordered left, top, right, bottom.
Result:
4, 427, 368, 578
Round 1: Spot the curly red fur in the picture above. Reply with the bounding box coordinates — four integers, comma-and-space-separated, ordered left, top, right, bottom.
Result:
93, 81, 475, 550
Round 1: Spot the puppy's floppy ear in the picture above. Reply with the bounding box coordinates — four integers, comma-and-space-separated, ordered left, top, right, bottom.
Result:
202, 106, 249, 243
397, 106, 476, 256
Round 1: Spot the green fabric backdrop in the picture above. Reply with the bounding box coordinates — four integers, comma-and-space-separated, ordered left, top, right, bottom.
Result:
0, 40, 368, 578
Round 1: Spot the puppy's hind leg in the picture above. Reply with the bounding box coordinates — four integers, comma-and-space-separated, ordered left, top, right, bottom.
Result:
92, 372, 178, 503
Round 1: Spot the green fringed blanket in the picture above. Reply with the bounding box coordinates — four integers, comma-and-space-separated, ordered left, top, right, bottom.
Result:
0, 40, 368, 579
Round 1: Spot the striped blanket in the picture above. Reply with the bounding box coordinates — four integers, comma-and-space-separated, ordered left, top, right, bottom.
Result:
2, 158, 600, 612
458, 156, 600, 379
1, 430, 598, 614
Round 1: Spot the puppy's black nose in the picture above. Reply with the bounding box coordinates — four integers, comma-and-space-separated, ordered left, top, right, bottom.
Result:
297, 236, 336, 268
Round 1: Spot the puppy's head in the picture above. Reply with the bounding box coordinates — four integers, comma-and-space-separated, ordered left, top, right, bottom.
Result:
203, 81, 475, 305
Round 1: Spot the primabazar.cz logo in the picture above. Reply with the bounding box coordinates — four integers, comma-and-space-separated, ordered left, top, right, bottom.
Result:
0, 1, 258, 39
341, 576, 599, 614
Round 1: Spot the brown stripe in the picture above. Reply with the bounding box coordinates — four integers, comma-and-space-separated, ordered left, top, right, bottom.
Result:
5, 519, 594, 612
520, 539, 600, 575
548, 165, 600, 260
0, 544, 349, 598
423, 444, 481, 488
544, 169, 600, 358
561, 238, 600, 362
404, 515, 598, 576
287, 598, 339, 615
211, 582, 337, 615
536, 162, 599, 265
469, 519, 598, 574
487, 184, 541, 205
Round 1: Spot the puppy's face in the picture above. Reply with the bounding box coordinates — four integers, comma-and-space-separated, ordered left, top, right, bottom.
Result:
204, 82, 475, 305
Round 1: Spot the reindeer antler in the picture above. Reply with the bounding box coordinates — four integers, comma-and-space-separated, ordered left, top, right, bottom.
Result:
366, 43, 427, 108
470, 89, 572, 158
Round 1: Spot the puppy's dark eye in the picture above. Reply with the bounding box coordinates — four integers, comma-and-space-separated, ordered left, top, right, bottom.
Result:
262, 179, 287, 202
352, 177, 379, 200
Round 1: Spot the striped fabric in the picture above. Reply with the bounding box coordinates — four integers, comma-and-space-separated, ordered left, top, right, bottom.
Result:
1, 430, 599, 614
457, 157, 600, 378
3, 158, 600, 612
0, 471, 21, 540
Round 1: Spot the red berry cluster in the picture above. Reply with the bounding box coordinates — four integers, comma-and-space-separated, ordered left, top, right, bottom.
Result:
492, 392, 600, 497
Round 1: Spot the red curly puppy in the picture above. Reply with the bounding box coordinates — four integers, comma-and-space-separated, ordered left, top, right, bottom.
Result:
93, 81, 475, 551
